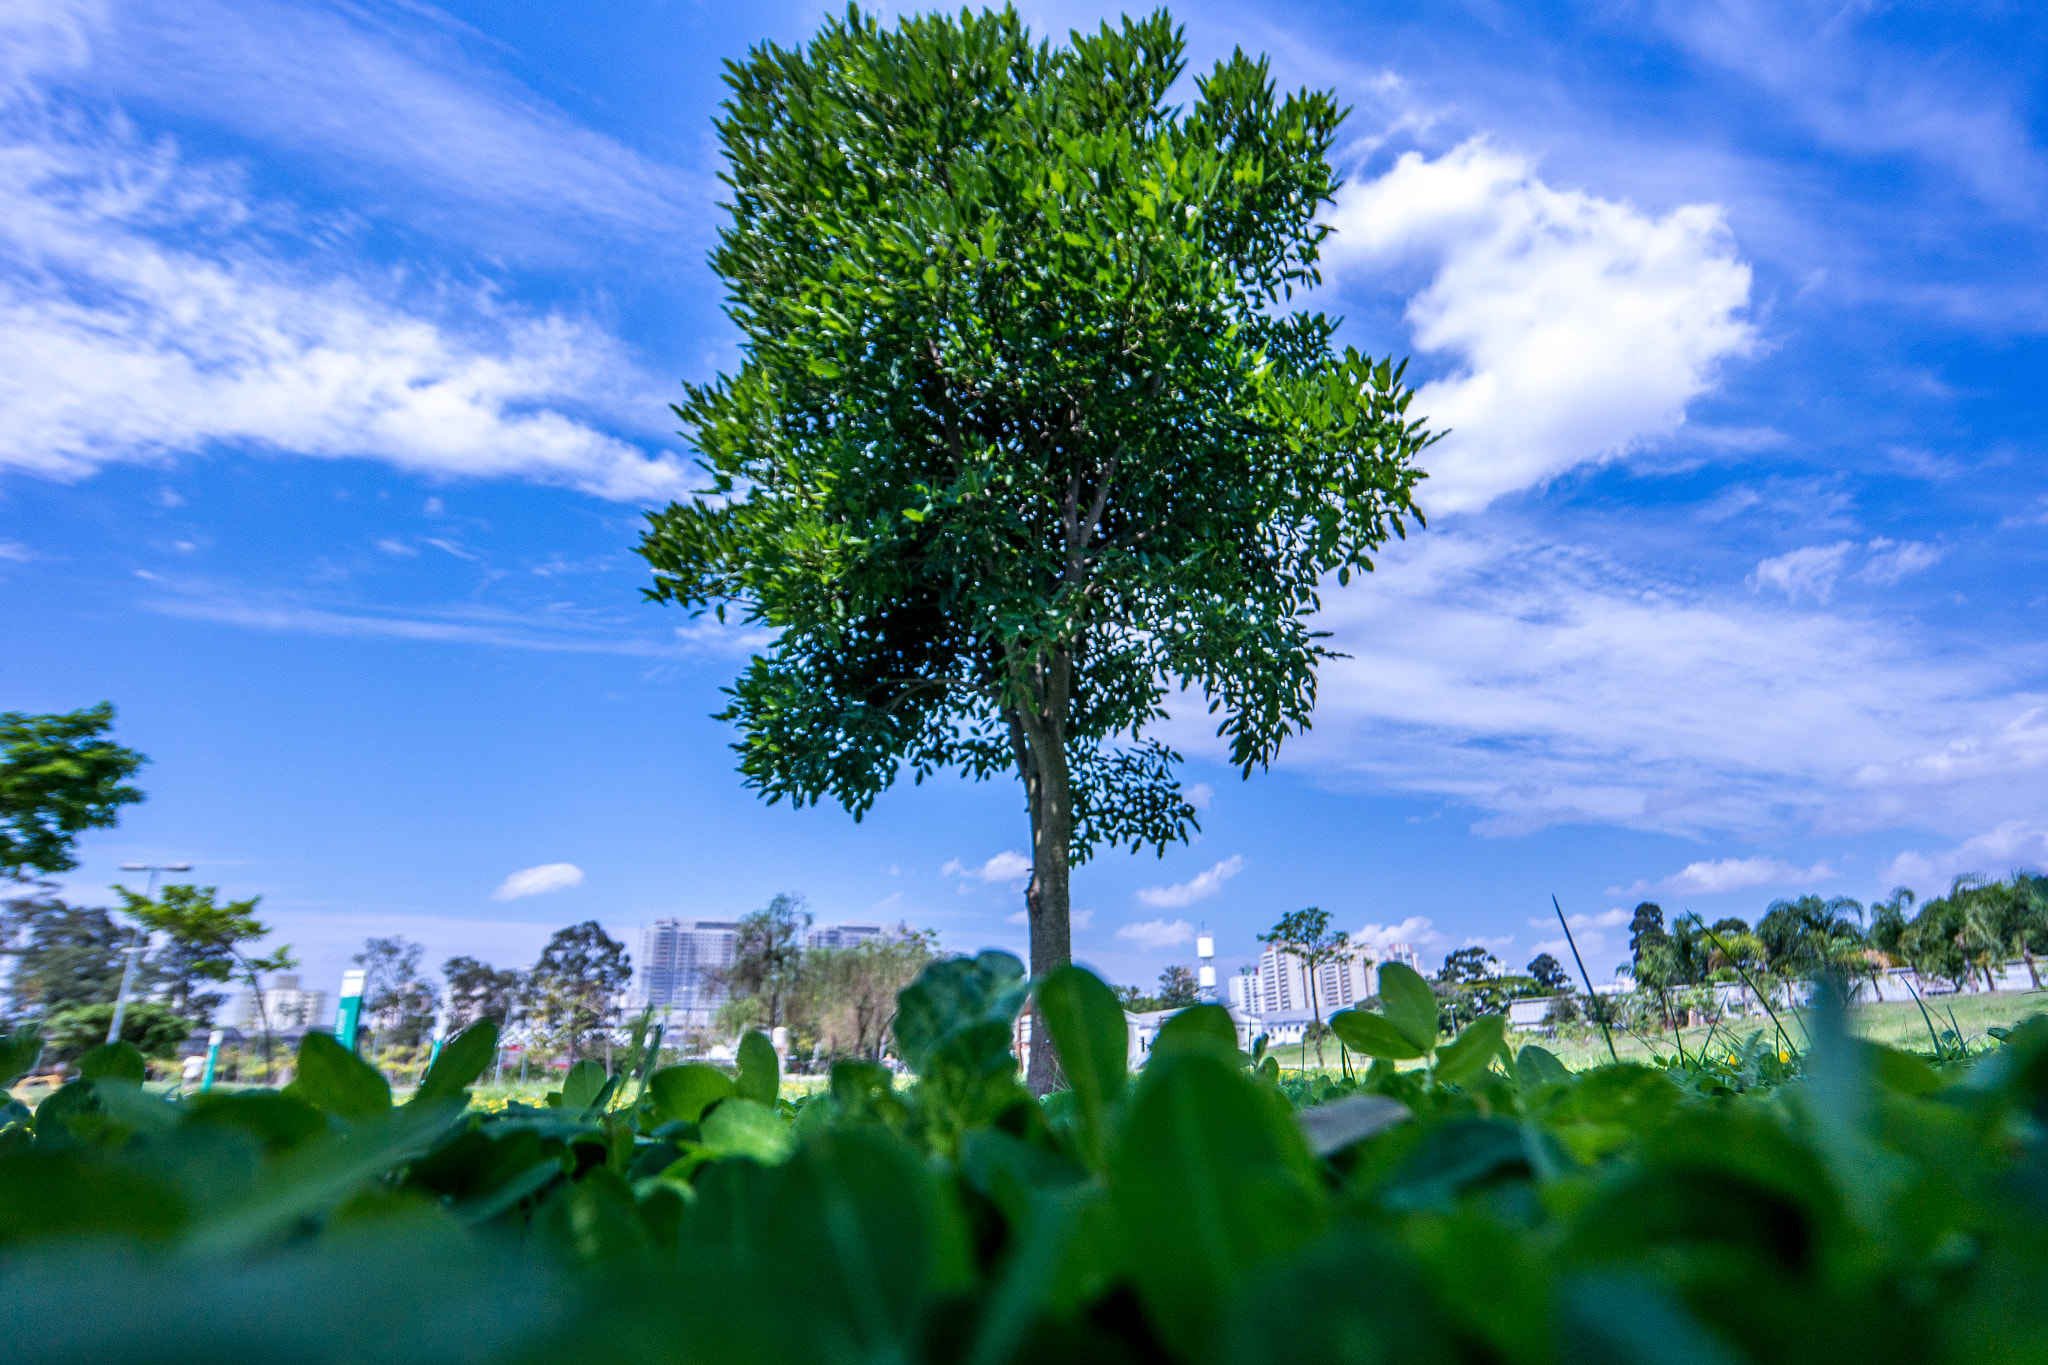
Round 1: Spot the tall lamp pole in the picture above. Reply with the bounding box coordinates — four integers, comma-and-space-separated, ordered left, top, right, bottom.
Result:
109, 862, 191, 1045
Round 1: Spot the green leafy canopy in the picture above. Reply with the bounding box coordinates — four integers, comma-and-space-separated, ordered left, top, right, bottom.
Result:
634, 5, 1436, 860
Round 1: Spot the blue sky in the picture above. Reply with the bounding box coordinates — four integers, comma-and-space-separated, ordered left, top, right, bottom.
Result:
3, 0, 2045, 1003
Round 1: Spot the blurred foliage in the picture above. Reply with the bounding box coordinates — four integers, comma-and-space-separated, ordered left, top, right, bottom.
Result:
3, 952, 2048, 1365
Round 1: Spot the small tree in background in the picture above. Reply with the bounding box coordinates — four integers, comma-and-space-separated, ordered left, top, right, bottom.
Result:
2, 892, 127, 1018
635, 8, 1436, 1094
118, 883, 293, 1075
444, 956, 525, 1033
1, 703, 146, 882
717, 893, 811, 1037
1155, 964, 1200, 1009
352, 936, 441, 1052
1526, 952, 1572, 994
529, 922, 631, 1064
1260, 907, 1348, 1067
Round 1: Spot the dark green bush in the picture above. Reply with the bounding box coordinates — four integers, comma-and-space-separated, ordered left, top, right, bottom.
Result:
1, 956, 2045, 1364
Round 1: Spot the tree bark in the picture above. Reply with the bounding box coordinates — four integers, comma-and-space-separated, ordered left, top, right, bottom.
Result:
1013, 645, 1074, 1096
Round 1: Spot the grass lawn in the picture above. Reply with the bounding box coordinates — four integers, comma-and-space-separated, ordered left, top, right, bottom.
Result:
1260, 988, 2048, 1076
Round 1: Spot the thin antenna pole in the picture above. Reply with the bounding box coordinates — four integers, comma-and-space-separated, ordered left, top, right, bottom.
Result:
1555, 895, 1619, 1064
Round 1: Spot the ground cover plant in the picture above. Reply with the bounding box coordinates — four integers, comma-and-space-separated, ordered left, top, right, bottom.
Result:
4, 952, 2048, 1365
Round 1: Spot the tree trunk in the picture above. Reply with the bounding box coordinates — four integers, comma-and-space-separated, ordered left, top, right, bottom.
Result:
2023, 941, 2041, 991
1012, 645, 1074, 1097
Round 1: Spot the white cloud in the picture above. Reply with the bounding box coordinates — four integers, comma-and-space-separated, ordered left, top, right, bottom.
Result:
1134, 855, 1244, 908
1115, 918, 1195, 951
1885, 822, 2048, 898
1185, 782, 1215, 810
491, 862, 583, 901
1354, 916, 1443, 951
1750, 542, 1854, 603
1326, 139, 1755, 513
1859, 539, 1944, 585
1750, 539, 1943, 602
944, 850, 1031, 883
1527, 907, 1630, 931
1159, 528, 2045, 842
0, 541, 31, 561
0, 16, 690, 502
1616, 856, 1833, 899
375, 539, 419, 557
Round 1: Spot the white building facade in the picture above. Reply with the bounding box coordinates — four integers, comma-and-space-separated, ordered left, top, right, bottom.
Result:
236, 974, 328, 1036
807, 922, 893, 950
632, 919, 739, 1028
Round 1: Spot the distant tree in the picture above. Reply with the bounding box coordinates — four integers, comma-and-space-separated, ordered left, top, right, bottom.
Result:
1756, 895, 1866, 977
443, 956, 525, 1032
0, 703, 147, 881
1526, 953, 1572, 993
804, 929, 938, 1062
1628, 903, 1667, 974
1709, 917, 1751, 938
1901, 893, 1972, 991
352, 936, 440, 1049
1437, 947, 1501, 985
1114, 984, 1160, 1012
633, 9, 1437, 1095
41, 999, 187, 1063
1261, 908, 1349, 1066
1155, 964, 1200, 1009
4, 893, 126, 1016
718, 894, 811, 1035
120, 884, 294, 1070
529, 922, 632, 1063
1867, 889, 1914, 961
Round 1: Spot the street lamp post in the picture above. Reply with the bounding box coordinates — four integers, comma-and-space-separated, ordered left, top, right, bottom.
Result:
109, 862, 191, 1046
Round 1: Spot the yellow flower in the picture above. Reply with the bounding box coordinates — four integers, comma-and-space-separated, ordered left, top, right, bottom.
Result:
1778, 1050, 1790, 1064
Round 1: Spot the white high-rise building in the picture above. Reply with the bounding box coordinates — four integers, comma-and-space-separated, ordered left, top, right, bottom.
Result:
633, 919, 739, 1027
807, 922, 891, 950
236, 974, 329, 1036
1241, 940, 1418, 1021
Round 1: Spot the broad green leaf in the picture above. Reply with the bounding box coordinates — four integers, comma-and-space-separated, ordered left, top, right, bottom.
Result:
1035, 964, 1128, 1166
1377, 962, 1441, 1052
893, 951, 1027, 1075
78, 1040, 146, 1083
736, 1030, 780, 1106
1114, 1042, 1325, 1359
1435, 1014, 1510, 1084
1331, 1008, 1426, 1061
1516, 1044, 1573, 1091
700, 1097, 795, 1164
1151, 1003, 1238, 1056
412, 1019, 497, 1107
0, 1148, 188, 1245
284, 1031, 392, 1119
559, 1059, 608, 1112
0, 1026, 43, 1088
647, 1063, 736, 1124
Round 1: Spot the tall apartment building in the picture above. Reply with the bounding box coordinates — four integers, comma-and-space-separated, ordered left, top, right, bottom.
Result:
1236, 940, 1420, 1021
807, 922, 891, 950
235, 974, 329, 1036
632, 919, 739, 1027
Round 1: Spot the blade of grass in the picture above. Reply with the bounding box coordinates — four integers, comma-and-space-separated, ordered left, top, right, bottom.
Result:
1555, 895, 1618, 1065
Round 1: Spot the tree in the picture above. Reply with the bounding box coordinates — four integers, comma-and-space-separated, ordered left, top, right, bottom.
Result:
804, 929, 938, 1062
1526, 953, 1572, 994
634, 8, 1435, 1093
352, 936, 441, 1050
444, 956, 525, 1032
528, 922, 631, 1063
1438, 947, 1501, 985
0, 703, 147, 881
41, 999, 188, 1063
1260, 908, 1349, 1066
1155, 964, 1199, 1009
4, 892, 126, 1017
1867, 890, 1914, 961
717, 894, 811, 1035
1628, 903, 1667, 974
116, 883, 294, 1067
1756, 895, 1866, 977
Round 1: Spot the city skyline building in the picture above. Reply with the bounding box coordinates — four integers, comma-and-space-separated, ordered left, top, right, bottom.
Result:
632, 918, 739, 1028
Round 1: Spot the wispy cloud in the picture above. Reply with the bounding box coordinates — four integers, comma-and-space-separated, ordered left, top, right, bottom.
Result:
1116, 918, 1194, 950
491, 862, 583, 901
1614, 857, 1833, 899
1750, 539, 1943, 602
1134, 855, 1244, 908
1885, 821, 2048, 898
1325, 139, 1755, 513
1354, 916, 1443, 951
943, 850, 1031, 883
0, 11, 690, 501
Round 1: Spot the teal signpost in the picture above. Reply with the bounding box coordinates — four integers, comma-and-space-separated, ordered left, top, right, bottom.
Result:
200, 1029, 222, 1092
336, 969, 365, 1052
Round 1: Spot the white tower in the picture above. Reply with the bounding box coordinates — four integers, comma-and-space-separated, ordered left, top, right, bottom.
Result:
1196, 929, 1217, 1001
